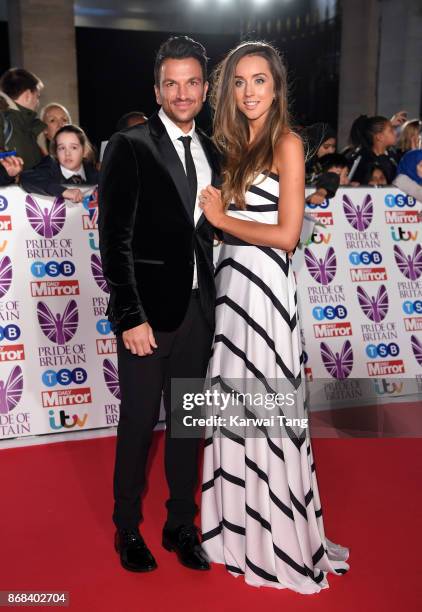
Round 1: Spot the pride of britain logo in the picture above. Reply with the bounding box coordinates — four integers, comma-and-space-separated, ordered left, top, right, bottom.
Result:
0, 256, 12, 298
91, 255, 109, 294
356, 285, 389, 323
0, 365, 23, 414
25, 195, 66, 238
103, 359, 120, 400
320, 340, 353, 379
393, 245, 422, 281
304, 247, 336, 285
36, 300, 78, 345
343, 194, 373, 230
411, 335, 422, 366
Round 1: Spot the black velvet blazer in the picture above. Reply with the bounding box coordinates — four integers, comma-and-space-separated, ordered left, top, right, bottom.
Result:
98, 112, 220, 334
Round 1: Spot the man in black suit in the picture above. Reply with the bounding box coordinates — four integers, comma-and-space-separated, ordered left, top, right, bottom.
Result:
98, 36, 219, 573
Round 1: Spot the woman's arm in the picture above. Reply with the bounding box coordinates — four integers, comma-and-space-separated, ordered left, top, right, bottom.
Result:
20, 156, 65, 197
200, 132, 305, 252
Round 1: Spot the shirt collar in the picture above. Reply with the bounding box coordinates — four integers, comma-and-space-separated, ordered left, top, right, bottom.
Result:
60, 164, 86, 180
158, 107, 196, 142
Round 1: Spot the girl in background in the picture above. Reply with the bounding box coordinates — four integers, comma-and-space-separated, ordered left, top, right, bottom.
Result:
304, 122, 337, 182
348, 115, 398, 184
21, 124, 98, 202
361, 163, 388, 187
304, 123, 340, 204
396, 119, 422, 160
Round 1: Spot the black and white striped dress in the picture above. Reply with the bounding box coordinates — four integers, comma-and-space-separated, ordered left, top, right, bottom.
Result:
201, 172, 350, 593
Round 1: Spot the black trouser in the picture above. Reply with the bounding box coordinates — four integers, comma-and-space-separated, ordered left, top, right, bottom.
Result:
112, 290, 214, 530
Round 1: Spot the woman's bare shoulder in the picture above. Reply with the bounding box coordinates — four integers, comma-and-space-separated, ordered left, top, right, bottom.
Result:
273, 131, 304, 168
277, 130, 304, 150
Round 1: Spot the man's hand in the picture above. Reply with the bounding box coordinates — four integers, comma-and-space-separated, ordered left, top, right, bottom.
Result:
62, 188, 83, 203
0, 156, 24, 178
122, 321, 158, 356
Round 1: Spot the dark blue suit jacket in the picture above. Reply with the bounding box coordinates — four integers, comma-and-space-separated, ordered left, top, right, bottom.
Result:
20, 155, 98, 197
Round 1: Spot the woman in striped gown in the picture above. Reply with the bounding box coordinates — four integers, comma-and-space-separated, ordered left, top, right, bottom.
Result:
198, 41, 350, 594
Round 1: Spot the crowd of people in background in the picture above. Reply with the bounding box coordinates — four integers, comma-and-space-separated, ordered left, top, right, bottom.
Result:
303, 114, 422, 203
0, 66, 421, 203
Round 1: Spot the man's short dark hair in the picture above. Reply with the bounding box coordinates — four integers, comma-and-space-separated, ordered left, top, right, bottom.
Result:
154, 36, 208, 85
0, 68, 42, 100
116, 111, 148, 132
320, 153, 348, 172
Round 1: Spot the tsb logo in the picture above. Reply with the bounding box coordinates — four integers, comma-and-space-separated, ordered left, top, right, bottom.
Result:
96, 319, 112, 335
384, 193, 416, 208
0, 195, 8, 211
42, 368, 88, 387
306, 200, 329, 209
366, 343, 400, 359
0, 324, 21, 342
349, 251, 382, 266
402, 300, 422, 315
31, 260, 75, 278
312, 305, 348, 320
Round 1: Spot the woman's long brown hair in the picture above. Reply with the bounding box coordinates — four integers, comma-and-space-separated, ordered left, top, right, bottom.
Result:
211, 41, 292, 209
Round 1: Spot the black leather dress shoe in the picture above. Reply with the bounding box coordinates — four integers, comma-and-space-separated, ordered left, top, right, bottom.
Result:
115, 528, 157, 572
162, 524, 210, 570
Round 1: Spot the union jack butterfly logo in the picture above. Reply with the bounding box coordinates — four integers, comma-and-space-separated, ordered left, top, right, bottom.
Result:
343, 194, 373, 231
87, 187, 99, 221
411, 335, 422, 366
0, 366, 23, 414
320, 340, 353, 379
91, 254, 109, 293
37, 300, 78, 345
393, 244, 422, 281
356, 285, 389, 323
25, 194, 66, 238
103, 359, 120, 400
0, 255, 12, 298
304, 246, 336, 285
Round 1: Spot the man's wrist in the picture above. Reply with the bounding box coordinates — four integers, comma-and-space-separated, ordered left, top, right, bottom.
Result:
115, 310, 148, 334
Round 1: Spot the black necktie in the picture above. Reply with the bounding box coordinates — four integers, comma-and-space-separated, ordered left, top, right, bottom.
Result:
178, 136, 197, 213
67, 174, 83, 185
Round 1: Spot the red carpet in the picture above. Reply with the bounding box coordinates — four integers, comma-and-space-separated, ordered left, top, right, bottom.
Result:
1, 432, 421, 611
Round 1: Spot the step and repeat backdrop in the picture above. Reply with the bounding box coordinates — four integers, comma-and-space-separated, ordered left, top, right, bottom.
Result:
0, 185, 119, 440
0, 185, 421, 441
293, 188, 422, 412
